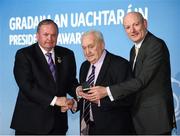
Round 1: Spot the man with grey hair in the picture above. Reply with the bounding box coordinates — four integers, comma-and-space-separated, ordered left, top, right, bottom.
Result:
76, 30, 135, 135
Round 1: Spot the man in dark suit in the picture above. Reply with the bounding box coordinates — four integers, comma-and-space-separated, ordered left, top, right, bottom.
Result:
10, 19, 78, 135
87, 12, 176, 134
76, 30, 135, 135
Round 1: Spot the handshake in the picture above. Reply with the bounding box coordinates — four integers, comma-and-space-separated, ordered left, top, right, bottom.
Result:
55, 97, 75, 112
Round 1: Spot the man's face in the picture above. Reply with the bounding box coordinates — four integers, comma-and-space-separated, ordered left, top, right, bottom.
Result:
81, 33, 104, 64
36, 24, 58, 51
123, 13, 147, 43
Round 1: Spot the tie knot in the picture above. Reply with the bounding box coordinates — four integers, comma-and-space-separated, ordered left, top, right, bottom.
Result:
92, 65, 95, 71
87, 65, 96, 86
91, 65, 96, 75
45, 52, 52, 58
135, 47, 139, 56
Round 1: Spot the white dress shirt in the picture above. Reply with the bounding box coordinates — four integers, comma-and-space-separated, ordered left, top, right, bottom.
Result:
86, 50, 106, 120
38, 44, 57, 106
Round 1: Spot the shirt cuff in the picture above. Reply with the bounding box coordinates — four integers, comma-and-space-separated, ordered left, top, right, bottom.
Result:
50, 96, 57, 106
106, 87, 114, 101
98, 100, 101, 107
72, 99, 77, 112
76, 86, 82, 100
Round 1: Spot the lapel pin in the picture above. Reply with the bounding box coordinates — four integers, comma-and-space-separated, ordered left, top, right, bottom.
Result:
57, 57, 62, 63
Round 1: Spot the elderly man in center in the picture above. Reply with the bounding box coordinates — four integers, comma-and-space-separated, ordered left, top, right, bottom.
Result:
76, 30, 135, 135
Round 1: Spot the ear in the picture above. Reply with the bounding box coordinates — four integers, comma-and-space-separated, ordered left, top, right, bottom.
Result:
101, 42, 105, 49
35, 33, 39, 41
144, 19, 148, 29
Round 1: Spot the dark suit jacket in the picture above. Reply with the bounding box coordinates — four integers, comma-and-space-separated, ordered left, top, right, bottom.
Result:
110, 32, 176, 134
78, 51, 135, 134
10, 43, 78, 134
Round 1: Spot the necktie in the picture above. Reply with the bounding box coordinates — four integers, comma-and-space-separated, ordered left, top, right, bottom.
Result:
81, 65, 95, 135
45, 52, 56, 81
133, 47, 139, 69
84, 65, 95, 124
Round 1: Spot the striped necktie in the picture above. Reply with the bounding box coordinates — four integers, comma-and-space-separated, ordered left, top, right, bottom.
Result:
81, 65, 95, 135
45, 52, 56, 81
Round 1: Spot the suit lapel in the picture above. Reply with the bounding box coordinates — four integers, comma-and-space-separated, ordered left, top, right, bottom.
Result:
81, 51, 111, 85
133, 32, 151, 75
95, 52, 110, 85
130, 46, 135, 68
132, 45, 140, 74
34, 43, 54, 79
54, 47, 64, 83
81, 62, 90, 83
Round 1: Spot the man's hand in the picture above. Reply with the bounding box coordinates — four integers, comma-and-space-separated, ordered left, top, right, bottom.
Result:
55, 97, 67, 107
86, 86, 108, 101
61, 99, 75, 112
66, 98, 74, 109
76, 86, 83, 99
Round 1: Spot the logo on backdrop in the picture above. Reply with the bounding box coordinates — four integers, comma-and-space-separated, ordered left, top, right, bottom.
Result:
172, 75, 180, 121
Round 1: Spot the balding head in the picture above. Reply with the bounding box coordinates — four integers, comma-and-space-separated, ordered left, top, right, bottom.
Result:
123, 12, 147, 43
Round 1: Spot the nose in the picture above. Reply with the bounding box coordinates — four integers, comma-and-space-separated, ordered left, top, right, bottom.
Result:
86, 49, 89, 55
47, 35, 53, 40
130, 26, 135, 33
84, 48, 90, 56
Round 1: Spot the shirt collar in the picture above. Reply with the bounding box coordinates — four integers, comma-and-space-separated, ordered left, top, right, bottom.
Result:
38, 44, 54, 55
92, 50, 106, 67
134, 31, 148, 49
134, 40, 143, 49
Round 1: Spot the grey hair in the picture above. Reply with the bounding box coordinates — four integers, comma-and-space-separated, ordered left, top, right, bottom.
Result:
81, 30, 105, 44
37, 19, 59, 34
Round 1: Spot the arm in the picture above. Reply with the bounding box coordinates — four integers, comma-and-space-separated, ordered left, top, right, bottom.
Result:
14, 49, 56, 108
88, 59, 134, 108
110, 38, 165, 100
88, 37, 165, 101
65, 52, 79, 99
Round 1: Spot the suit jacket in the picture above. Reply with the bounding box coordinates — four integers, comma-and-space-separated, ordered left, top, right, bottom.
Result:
11, 43, 78, 134
110, 32, 176, 134
79, 51, 135, 134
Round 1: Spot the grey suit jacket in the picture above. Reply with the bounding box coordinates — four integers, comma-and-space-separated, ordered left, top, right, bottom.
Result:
110, 32, 176, 134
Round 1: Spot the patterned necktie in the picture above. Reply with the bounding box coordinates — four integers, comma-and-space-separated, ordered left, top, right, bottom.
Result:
81, 65, 95, 135
84, 65, 95, 124
45, 52, 56, 81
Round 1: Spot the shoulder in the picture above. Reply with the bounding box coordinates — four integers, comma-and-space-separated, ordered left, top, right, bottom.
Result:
142, 32, 169, 54
107, 51, 129, 66
16, 43, 37, 55
105, 51, 131, 71
106, 52, 132, 77
80, 60, 89, 69
55, 45, 74, 56
145, 32, 167, 47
